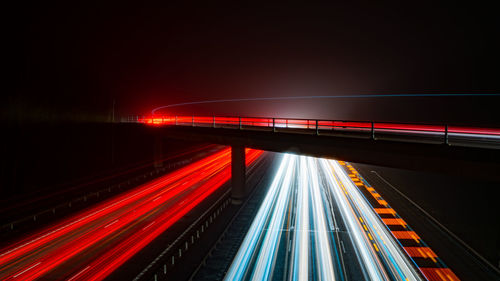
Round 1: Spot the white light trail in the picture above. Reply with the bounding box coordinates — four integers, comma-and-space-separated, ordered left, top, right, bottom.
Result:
250, 157, 294, 281
224, 154, 295, 281
225, 155, 424, 281
290, 156, 310, 281
327, 160, 423, 281
307, 157, 336, 281
319, 159, 386, 280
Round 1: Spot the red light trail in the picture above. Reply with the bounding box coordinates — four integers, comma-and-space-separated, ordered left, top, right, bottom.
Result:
0, 147, 263, 280
135, 115, 500, 137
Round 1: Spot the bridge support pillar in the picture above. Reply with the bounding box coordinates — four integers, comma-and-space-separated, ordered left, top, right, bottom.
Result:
231, 145, 246, 204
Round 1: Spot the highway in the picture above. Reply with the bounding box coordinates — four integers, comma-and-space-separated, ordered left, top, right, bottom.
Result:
224, 154, 429, 281
0, 148, 263, 280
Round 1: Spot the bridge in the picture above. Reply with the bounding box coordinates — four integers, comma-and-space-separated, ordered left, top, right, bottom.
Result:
127, 115, 500, 199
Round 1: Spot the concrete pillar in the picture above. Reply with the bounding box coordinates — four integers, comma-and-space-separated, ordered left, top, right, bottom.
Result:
154, 136, 163, 169
231, 145, 246, 204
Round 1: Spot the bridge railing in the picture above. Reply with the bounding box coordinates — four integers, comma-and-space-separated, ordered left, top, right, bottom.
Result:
125, 115, 500, 149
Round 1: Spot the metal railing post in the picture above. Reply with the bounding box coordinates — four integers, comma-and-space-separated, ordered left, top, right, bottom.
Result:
239, 117, 242, 129
192, 115, 194, 127
444, 125, 449, 145
213, 116, 216, 128
371, 122, 375, 140
316, 120, 319, 135
175, 115, 178, 125
272, 118, 276, 132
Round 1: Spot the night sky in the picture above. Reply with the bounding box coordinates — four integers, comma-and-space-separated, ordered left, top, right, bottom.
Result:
5, 2, 500, 125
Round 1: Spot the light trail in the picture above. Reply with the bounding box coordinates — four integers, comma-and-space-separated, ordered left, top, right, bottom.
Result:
320, 159, 386, 280
290, 156, 309, 281
307, 157, 336, 281
322, 159, 423, 280
224, 154, 295, 281
136, 115, 500, 149
225, 154, 434, 281
340, 162, 460, 281
0, 147, 263, 280
151, 93, 500, 115
249, 155, 294, 281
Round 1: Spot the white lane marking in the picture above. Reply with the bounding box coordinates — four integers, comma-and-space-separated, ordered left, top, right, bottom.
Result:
143, 221, 156, 231
13, 261, 41, 278
104, 220, 118, 228
67, 266, 90, 281
153, 196, 162, 202
340, 240, 346, 254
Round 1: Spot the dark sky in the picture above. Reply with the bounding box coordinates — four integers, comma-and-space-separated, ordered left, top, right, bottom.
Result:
5, 2, 500, 125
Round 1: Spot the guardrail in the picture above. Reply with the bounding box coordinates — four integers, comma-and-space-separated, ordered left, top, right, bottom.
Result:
125, 116, 500, 149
